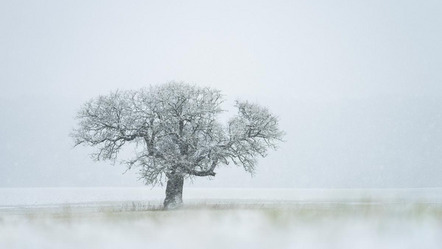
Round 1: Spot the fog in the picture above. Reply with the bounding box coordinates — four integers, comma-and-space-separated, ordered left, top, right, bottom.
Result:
1, 0, 441, 188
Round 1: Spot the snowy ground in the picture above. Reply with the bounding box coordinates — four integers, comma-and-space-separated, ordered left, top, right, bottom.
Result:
1, 188, 441, 249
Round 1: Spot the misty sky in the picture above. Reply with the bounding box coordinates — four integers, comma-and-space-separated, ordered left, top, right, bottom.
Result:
1, 0, 441, 188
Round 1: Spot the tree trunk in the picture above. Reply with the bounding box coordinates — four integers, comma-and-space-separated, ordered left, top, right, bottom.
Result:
163, 175, 184, 209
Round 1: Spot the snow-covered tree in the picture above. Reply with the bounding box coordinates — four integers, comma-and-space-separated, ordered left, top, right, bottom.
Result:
72, 82, 284, 208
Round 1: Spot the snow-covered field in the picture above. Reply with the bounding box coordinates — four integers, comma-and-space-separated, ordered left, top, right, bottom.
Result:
1, 188, 441, 249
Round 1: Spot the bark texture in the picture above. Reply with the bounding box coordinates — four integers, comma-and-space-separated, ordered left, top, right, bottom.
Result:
163, 175, 184, 209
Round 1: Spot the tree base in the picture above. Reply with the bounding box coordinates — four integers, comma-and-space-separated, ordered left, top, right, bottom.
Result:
163, 175, 184, 209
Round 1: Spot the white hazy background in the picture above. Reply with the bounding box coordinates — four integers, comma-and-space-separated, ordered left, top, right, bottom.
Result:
1, 0, 441, 188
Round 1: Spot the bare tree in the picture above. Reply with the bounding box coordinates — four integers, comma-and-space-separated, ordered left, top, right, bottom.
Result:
72, 82, 284, 208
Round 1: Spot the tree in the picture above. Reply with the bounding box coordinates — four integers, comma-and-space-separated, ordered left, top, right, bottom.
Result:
72, 82, 284, 209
